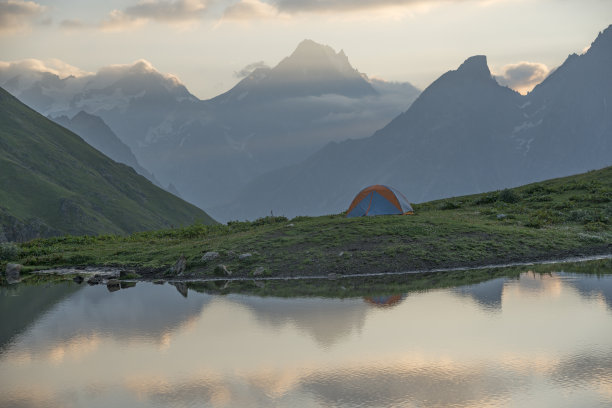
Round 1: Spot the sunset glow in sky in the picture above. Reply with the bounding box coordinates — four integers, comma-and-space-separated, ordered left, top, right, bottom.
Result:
1, 0, 611, 98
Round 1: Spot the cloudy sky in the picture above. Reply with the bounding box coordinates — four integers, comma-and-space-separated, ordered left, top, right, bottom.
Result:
1, 0, 610, 98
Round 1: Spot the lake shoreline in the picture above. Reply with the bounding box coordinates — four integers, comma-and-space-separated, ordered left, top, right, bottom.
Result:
27, 248, 612, 284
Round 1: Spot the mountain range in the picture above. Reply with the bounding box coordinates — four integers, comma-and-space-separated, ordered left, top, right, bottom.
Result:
0, 87, 214, 242
218, 25, 612, 220
2, 26, 610, 224
0, 42, 420, 218
51, 110, 159, 185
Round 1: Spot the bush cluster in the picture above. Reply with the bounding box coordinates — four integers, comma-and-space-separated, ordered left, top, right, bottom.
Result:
498, 189, 521, 203
0, 243, 20, 261
473, 193, 498, 205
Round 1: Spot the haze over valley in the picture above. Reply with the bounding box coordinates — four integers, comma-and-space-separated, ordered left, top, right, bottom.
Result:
3, 26, 611, 223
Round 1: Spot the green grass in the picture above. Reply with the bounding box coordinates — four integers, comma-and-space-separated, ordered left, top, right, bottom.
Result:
0, 87, 215, 241
1, 165, 611, 281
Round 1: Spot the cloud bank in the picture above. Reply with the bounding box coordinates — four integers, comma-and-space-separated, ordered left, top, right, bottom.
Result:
0, 58, 90, 80
102, 0, 209, 30
272, 0, 431, 13
494, 61, 550, 94
223, 0, 279, 20
0, 0, 45, 34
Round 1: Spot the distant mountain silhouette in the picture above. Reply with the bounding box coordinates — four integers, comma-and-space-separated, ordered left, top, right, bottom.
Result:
52, 111, 159, 184
220, 25, 612, 220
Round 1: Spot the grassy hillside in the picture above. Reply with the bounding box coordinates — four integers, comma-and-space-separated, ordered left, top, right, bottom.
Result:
0, 87, 215, 242
2, 165, 610, 280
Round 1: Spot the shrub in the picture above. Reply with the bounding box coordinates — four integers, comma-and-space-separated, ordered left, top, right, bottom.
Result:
473, 193, 498, 205
439, 201, 461, 210
291, 216, 311, 222
499, 189, 521, 203
585, 193, 611, 204
524, 185, 555, 195
251, 216, 288, 226
0, 243, 20, 261
525, 217, 543, 228
526, 195, 553, 202
566, 209, 608, 225
65, 254, 95, 264
584, 222, 607, 232
553, 202, 572, 210
526, 209, 561, 228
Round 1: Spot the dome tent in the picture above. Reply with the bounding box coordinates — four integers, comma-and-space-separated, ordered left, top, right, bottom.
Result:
346, 185, 413, 217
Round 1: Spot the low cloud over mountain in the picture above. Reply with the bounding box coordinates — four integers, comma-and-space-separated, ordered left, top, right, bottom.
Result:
494, 61, 551, 95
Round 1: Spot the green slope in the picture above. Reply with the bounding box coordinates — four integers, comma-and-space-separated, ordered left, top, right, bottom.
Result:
0, 87, 215, 241
4, 166, 610, 279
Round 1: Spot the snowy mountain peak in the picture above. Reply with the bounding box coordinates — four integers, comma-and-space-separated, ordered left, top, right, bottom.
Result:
456, 55, 491, 78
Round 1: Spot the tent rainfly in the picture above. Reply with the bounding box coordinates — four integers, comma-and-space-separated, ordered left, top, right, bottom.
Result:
346, 185, 413, 217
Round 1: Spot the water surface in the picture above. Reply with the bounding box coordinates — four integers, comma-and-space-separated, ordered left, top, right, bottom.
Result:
1, 268, 612, 407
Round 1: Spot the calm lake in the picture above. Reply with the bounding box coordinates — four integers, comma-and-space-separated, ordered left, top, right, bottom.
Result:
1, 264, 612, 407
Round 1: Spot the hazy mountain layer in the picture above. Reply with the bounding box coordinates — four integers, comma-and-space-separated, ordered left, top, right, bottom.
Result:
52, 111, 158, 184
1, 42, 420, 214
220, 25, 612, 220
0, 87, 215, 242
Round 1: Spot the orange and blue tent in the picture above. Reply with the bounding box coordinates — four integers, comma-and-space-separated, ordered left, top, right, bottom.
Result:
346, 185, 413, 217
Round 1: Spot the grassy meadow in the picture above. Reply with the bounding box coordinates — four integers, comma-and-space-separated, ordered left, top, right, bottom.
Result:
1, 166, 610, 282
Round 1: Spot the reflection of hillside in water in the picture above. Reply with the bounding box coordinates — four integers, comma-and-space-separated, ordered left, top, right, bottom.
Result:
560, 273, 612, 310
1, 269, 612, 408
451, 270, 612, 312
227, 295, 370, 348
11, 283, 210, 353
0, 283, 81, 351
452, 277, 507, 311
